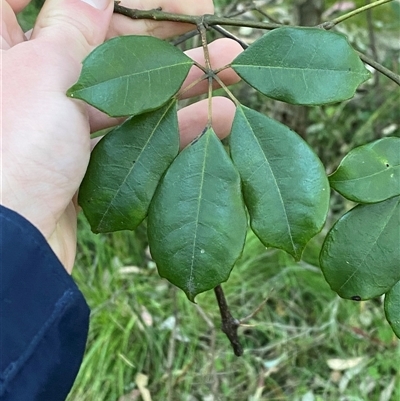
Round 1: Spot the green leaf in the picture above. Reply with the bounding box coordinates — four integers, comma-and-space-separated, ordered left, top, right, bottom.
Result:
384, 280, 400, 338
231, 27, 370, 105
147, 127, 247, 301
67, 36, 193, 117
79, 101, 179, 233
230, 105, 330, 259
329, 137, 400, 203
320, 196, 400, 300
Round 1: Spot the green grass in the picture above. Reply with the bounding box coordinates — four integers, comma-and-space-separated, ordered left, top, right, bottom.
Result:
68, 216, 399, 401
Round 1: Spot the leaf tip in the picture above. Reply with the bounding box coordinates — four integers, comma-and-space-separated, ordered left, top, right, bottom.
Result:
185, 290, 197, 303
288, 245, 304, 262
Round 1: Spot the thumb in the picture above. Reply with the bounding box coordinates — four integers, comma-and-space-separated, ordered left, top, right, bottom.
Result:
31, 0, 113, 64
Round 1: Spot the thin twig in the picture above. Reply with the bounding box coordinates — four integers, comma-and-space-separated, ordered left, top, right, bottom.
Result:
223, 0, 244, 18
171, 1, 251, 47
240, 292, 274, 325
253, 4, 283, 25
214, 285, 243, 356
195, 304, 215, 328
211, 25, 249, 49
358, 51, 400, 85
366, 0, 380, 87
171, 30, 199, 46
320, 0, 393, 29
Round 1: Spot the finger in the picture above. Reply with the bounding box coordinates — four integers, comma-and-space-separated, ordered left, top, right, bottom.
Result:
1, 0, 27, 49
180, 38, 242, 99
88, 107, 124, 133
90, 97, 236, 151
107, 0, 214, 39
31, 0, 114, 68
6, 0, 31, 13
178, 97, 236, 149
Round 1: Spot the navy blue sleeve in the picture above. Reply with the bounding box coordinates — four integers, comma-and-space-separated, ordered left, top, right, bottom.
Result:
0, 205, 89, 401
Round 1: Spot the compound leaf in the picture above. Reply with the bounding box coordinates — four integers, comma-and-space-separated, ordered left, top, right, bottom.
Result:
79, 101, 179, 233
230, 105, 330, 260
329, 137, 400, 203
384, 280, 400, 338
320, 196, 400, 300
231, 27, 370, 105
148, 127, 247, 301
67, 36, 193, 117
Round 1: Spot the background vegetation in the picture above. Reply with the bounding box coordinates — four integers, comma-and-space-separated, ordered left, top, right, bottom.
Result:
18, 0, 400, 399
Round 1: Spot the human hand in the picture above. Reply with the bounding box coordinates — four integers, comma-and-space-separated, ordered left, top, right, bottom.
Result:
1, 0, 241, 272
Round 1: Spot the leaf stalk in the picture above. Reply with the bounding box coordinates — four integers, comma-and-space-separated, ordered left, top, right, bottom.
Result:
212, 73, 241, 107
197, 21, 214, 127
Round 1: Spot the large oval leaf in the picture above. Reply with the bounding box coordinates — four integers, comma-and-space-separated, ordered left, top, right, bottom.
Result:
329, 137, 400, 203
320, 196, 400, 300
230, 105, 330, 260
79, 101, 179, 233
147, 128, 247, 301
384, 280, 400, 338
231, 27, 370, 105
67, 36, 193, 117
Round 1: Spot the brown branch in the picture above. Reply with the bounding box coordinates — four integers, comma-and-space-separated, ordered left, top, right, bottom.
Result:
113, 3, 283, 30
214, 285, 243, 356
113, 3, 400, 87
358, 51, 400, 86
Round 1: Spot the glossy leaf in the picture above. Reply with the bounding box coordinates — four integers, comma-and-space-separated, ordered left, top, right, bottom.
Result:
329, 137, 400, 203
79, 101, 179, 233
231, 27, 370, 105
230, 105, 330, 259
384, 280, 400, 338
67, 36, 193, 117
148, 128, 247, 301
320, 196, 400, 300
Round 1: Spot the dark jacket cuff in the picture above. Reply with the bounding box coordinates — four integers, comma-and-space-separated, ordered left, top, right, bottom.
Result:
0, 205, 89, 401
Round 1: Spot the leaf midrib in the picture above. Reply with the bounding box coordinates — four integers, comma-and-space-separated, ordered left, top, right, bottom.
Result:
337, 198, 400, 293
75, 61, 192, 92
330, 165, 400, 183
234, 64, 367, 75
97, 102, 174, 231
240, 107, 296, 253
187, 132, 210, 297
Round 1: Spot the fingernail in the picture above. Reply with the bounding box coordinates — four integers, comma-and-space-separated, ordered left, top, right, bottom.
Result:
81, 0, 110, 10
